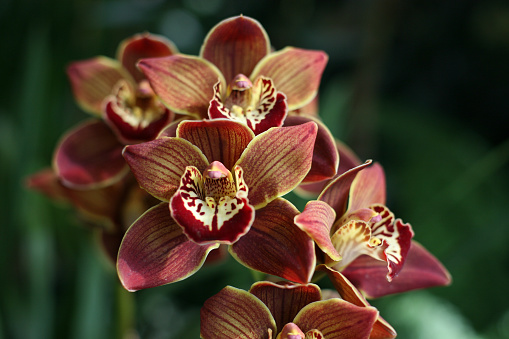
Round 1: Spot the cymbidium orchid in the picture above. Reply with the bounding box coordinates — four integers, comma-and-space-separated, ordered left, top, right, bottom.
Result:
56, 33, 177, 189
200, 278, 396, 339
117, 119, 318, 291
295, 161, 451, 298
138, 15, 339, 186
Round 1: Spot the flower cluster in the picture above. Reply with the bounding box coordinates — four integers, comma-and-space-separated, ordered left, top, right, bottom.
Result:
28, 15, 451, 338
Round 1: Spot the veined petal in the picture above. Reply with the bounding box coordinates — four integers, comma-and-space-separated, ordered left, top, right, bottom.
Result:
67, 56, 134, 115
250, 47, 328, 111
294, 200, 340, 261
157, 116, 187, 138
230, 198, 316, 284
117, 203, 219, 291
284, 115, 339, 183
342, 241, 451, 298
369, 205, 414, 281
177, 119, 254, 170
348, 163, 386, 211
201, 286, 276, 339
249, 281, 322, 332
293, 299, 378, 339
336, 139, 362, 175
318, 160, 372, 217
123, 137, 209, 201
316, 265, 397, 339
200, 15, 270, 83
237, 122, 317, 209
53, 120, 128, 189
170, 166, 255, 245
138, 55, 225, 118
116, 32, 178, 83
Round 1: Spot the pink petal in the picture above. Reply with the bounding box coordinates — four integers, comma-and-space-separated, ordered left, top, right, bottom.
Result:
117, 203, 219, 291
116, 32, 178, 83
230, 198, 316, 284
138, 55, 225, 118
176, 119, 254, 171
348, 163, 386, 211
237, 122, 318, 208
170, 166, 255, 245
294, 200, 340, 261
200, 286, 276, 339
250, 47, 328, 111
341, 241, 452, 298
249, 281, 321, 332
53, 120, 128, 189
122, 137, 209, 201
284, 115, 339, 183
293, 299, 378, 339
318, 160, 372, 217
67, 57, 133, 115
200, 15, 270, 83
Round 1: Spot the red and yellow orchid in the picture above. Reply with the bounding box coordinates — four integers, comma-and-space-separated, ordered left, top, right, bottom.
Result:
138, 15, 338, 185
200, 279, 391, 339
55, 33, 177, 189
295, 161, 451, 298
117, 119, 318, 291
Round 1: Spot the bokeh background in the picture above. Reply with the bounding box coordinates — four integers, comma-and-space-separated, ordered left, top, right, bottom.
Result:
2, 0, 509, 338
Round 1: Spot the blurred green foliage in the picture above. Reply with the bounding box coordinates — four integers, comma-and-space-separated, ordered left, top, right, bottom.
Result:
2, 0, 508, 338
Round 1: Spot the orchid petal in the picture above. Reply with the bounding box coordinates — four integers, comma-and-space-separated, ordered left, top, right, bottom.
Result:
230, 198, 316, 284
200, 286, 276, 339
117, 203, 219, 291
290, 95, 319, 116
67, 57, 133, 115
170, 166, 255, 245
250, 47, 328, 111
318, 160, 372, 217
336, 139, 362, 176
138, 55, 225, 118
348, 163, 386, 211
341, 241, 451, 298
122, 137, 209, 201
249, 281, 321, 332
200, 15, 270, 83
237, 122, 317, 208
284, 115, 339, 183
316, 265, 397, 339
278, 323, 305, 338
293, 299, 378, 339
294, 200, 340, 261
116, 32, 178, 83
177, 119, 254, 170
53, 120, 128, 189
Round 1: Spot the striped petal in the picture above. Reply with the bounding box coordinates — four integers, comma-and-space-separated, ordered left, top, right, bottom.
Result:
341, 241, 452, 298
138, 55, 225, 118
116, 32, 178, 83
294, 200, 340, 261
122, 137, 209, 201
237, 122, 317, 209
67, 57, 134, 115
200, 15, 270, 83
230, 198, 316, 284
348, 163, 386, 212
249, 281, 321, 332
250, 47, 328, 111
117, 203, 219, 291
200, 286, 276, 339
293, 299, 378, 339
177, 119, 254, 170
53, 120, 128, 189
316, 265, 397, 339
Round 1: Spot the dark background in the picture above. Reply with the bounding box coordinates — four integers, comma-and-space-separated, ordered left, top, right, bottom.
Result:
2, 0, 508, 338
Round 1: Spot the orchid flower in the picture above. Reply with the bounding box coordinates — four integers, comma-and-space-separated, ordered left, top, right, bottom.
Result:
117, 119, 318, 291
200, 278, 393, 339
55, 33, 177, 189
138, 15, 338, 185
295, 161, 451, 298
